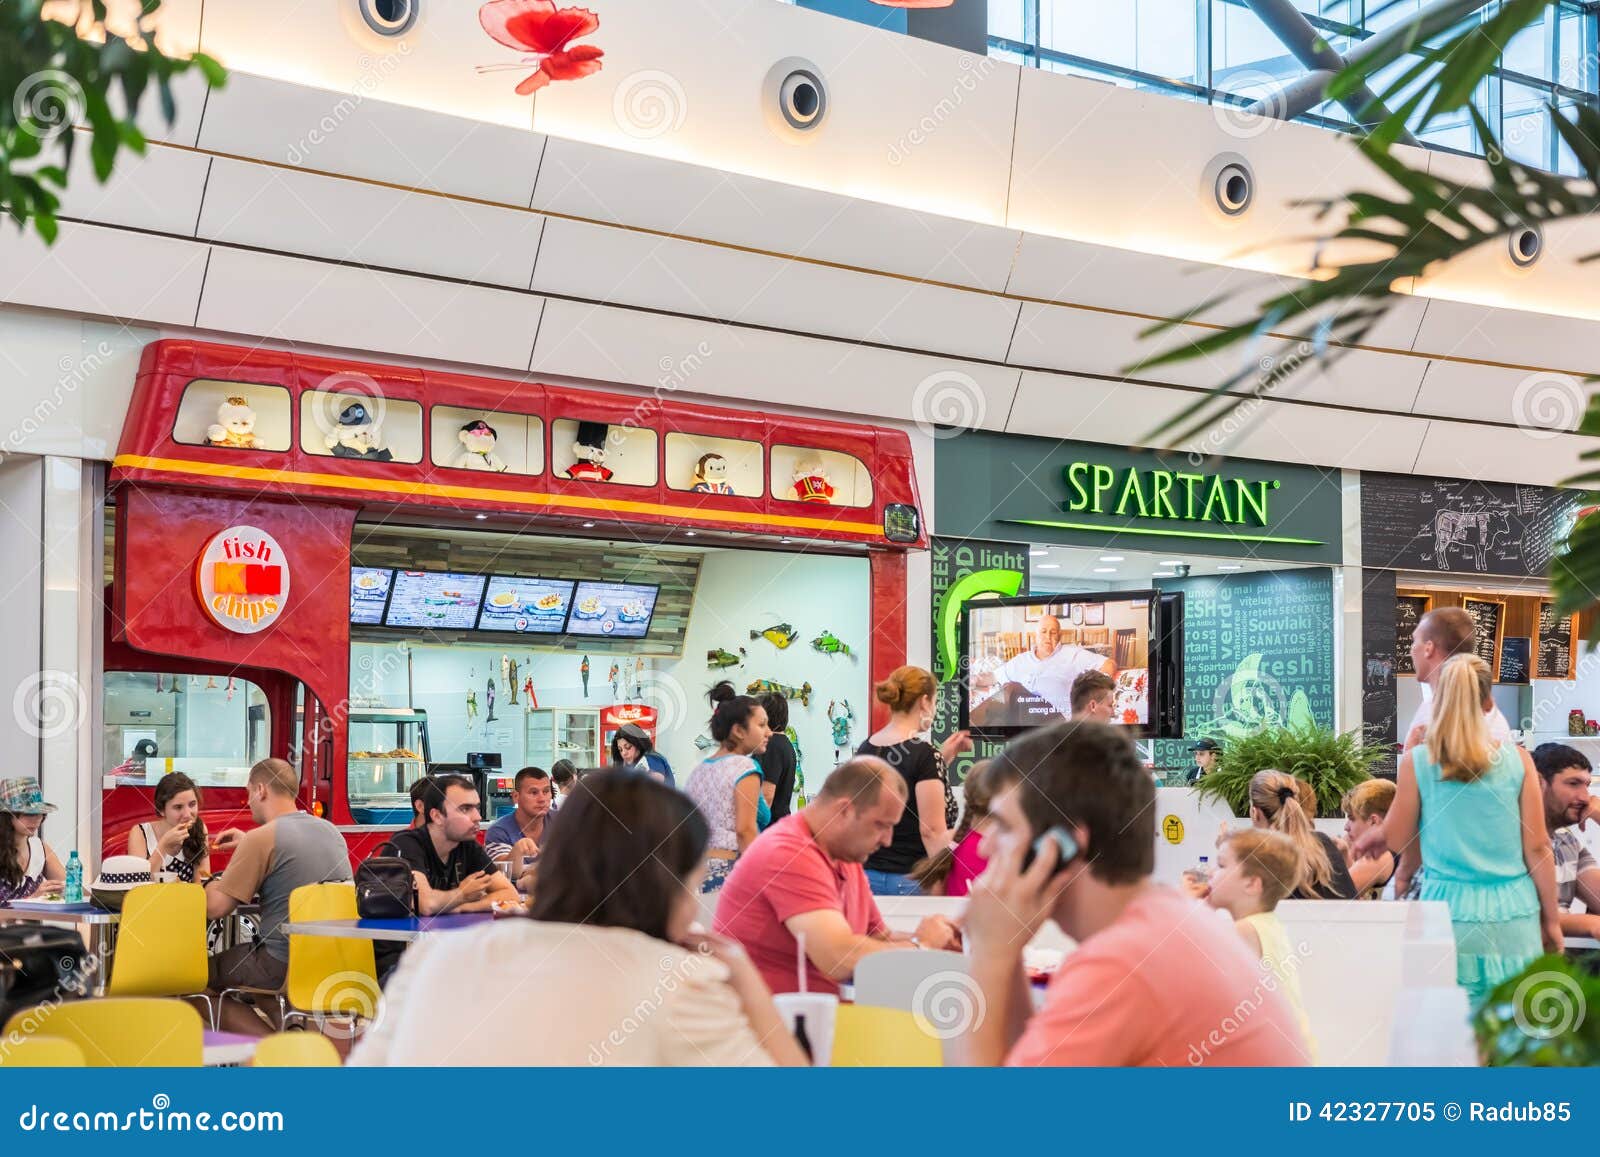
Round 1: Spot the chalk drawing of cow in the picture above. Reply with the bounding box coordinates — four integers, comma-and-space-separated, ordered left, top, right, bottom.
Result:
1434, 509, 1512, 570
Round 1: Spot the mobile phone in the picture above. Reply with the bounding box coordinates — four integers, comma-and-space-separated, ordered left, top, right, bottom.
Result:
1021, 825, 1080, 875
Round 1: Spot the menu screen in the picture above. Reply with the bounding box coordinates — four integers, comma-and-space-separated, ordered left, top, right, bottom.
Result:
350, 567, 394, 625
476, 576, 575, 635
566, 581, 660, 639
384, 571, 487, 630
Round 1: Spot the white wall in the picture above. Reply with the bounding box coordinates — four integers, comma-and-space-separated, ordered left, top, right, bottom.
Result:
658, 548, 871, 793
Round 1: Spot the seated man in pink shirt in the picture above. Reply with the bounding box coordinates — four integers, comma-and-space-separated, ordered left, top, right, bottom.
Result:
714, 757, 961, 995
957, 722, 1311, 1067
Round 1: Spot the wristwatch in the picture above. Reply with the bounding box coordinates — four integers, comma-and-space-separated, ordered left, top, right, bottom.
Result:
909, 934, 922, 948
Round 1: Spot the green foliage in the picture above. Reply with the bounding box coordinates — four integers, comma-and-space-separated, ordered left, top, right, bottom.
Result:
1192, 723, 1387, 818
1, 1, 225, 243
1475, 954, 1600, 1066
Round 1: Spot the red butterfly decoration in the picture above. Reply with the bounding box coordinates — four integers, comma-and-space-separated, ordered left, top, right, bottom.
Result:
479, 0, 604, 95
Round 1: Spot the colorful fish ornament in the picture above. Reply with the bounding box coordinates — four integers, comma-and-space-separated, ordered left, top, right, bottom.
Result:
810, 629, 852, 657
707, 647, 746, 670
750, 622, 799, 649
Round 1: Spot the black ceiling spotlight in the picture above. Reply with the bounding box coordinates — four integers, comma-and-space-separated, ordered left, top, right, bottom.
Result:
1213, 161, 1254, 217
764, 59, 828, 138
1509, 223, 1543, 268
359, 0, 417, 36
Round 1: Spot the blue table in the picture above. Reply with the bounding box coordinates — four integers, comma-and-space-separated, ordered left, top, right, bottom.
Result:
281, 914, 495, 942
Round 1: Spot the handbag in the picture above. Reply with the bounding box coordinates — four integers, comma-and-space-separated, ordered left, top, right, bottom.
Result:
354, 843, 417, 920
0, 924, 88, 1021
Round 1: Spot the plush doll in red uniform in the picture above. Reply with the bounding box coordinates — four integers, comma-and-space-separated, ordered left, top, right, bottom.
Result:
791, 455, 834, 504
566, 421, 614, 482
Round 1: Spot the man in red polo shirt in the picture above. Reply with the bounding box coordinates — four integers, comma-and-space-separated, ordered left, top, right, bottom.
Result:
714, 757, 961, 995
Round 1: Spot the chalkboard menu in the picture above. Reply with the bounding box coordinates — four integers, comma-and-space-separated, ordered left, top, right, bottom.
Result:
1393, 595, 1430, 675
1538, 601, 1575, 679
1461, 597, 1505, 677
1361, 473, 1582, 578
1500, 636, 1531, 685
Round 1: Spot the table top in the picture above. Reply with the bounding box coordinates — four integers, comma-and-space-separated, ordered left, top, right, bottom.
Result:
203, 1030, 259, 1067
284, 913, 495, 942
1566, 935, 1600, 951
0, 899, 119, 923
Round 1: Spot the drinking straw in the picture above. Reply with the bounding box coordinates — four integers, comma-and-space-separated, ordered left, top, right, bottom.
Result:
797, 931, 807, 994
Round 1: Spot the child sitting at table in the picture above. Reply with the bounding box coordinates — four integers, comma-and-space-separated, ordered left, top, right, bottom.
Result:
1205, 828, 1316, 1061
0, 778, 66, 904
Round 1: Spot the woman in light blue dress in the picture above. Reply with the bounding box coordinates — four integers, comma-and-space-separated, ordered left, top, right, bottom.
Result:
1381, 654, 1560, 1001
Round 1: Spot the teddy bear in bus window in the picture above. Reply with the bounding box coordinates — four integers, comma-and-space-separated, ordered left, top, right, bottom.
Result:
455, 419, 508, 472
565, 421, 615, 482
791, 454, 835, 504
325, 401, 393, 462
691, 452, 734, 495
206, 395, 259, 450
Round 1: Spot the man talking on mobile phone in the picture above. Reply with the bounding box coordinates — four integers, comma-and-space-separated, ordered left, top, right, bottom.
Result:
956, 722, 1310, 1067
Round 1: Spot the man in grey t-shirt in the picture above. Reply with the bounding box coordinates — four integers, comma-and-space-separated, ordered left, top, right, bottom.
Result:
205, 757, 352, 1035
1534, 743, 1600, 940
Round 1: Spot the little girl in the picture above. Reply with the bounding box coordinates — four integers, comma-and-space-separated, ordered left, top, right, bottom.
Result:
1206, 828, 1317, 1061
911, 760, 1007, 896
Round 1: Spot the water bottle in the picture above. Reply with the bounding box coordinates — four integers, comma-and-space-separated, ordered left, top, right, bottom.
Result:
64, 851, 83, 903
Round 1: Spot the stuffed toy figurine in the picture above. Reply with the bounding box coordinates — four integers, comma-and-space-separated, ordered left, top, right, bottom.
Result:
456, 419, 507, 472
690, 452, 734, 495
206, 395, 259, 449
791, 455, 835, 504
325, 402, 393, 462
566, 421, 615, 482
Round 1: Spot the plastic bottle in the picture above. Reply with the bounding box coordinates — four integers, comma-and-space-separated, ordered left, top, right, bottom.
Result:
1197, 855, 1211, 881
64, 851, 83, 903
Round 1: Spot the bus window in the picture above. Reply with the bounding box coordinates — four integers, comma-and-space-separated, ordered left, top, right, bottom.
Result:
173, 380, 292, 452
770, 445, 874, 508
302, 390, 424, 464
103, 672, 271, 789
551, 418, 657, 487
665, 433, 762, 497
430, 406, 545, 476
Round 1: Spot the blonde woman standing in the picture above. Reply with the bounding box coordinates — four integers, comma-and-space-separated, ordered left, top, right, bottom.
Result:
1365, 654, 1559, 999
1248, 769, 1358, 900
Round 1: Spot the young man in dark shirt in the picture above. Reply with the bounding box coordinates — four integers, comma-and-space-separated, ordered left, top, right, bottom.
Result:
387, 774, 519, 914
756, 692, 798, 823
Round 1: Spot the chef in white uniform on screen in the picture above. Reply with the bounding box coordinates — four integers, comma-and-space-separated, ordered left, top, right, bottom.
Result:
987, 613, 1114, 719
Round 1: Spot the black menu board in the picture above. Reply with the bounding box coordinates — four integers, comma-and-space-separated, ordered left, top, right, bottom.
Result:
1361, 473, 1581, 578
1500, 637, 1531, 684
1538, 601, 1575, 679
1394, 595, 1430, 675
1461, 597, 1504, 676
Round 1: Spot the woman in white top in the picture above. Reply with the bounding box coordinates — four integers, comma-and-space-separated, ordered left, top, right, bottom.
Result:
126, 772, 211, 883
683, 682, 772, 893
352, 772, 807, 1067
0, 777, 65, 904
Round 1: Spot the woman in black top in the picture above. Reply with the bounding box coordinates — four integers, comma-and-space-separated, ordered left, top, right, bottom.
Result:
1248, 769, 1358, 900
755, 692, 798, 825
856, 666, 972, 896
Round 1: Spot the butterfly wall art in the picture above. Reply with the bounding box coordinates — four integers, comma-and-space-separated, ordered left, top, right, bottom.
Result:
478, 0, 604, 95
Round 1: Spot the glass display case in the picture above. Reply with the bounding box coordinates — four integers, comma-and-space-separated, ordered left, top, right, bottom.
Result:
101, 672, 270, 789
346, 708, 432, 824
527, 708, 601, 770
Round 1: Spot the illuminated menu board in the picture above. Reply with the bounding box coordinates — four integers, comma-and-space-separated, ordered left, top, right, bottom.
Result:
476, 576, 575, 635
384, 571, 487, 630
566, 581, 660, 639
350, 567, 394, 625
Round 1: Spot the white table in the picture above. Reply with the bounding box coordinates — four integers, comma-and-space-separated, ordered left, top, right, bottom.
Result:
281, 913, 495, 942
203, 1030, 259, 1066
1566, 935, 1600, 951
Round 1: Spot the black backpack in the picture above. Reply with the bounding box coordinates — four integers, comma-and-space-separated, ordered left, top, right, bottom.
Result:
0, 925, 88, 1022
354, 843, 417, 920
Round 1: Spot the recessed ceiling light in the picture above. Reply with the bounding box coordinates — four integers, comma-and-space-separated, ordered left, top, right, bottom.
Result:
1030, 550, 1050, 557
1099, 555, 1125, 563
582, 521, 595, 529
685, 531, 697, 537
1093, 567, 1117, 574
1218, 564, 1243, 571
1152, 570, 1176, 578
474, 513, 487, 520
1035, 563, 1061, 570
1161, 560, 1184, 567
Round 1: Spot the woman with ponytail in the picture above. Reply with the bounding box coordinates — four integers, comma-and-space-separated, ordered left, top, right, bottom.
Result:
1248, 770, 1358, 900
683, 682, 772, 893
1366, 653, 1560, 999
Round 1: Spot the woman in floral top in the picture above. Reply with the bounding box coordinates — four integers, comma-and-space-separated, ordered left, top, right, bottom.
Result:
0, 778, 65, 905
683, 682, 772, 893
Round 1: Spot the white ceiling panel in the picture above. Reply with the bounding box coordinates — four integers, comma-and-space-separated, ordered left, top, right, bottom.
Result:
1410, 358, 1585, 430
531, 217, 1020, 362
1410, 295, 1600, 374
0, 222, 207, 326
57, 144, 210, 237
1411, 420, 1598, 487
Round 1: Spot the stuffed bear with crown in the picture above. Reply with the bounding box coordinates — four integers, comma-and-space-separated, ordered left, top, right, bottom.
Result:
206, 395, 259, 450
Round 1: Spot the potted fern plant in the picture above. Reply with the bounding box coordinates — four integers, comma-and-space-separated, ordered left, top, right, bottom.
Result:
1193, 723, 1388, 818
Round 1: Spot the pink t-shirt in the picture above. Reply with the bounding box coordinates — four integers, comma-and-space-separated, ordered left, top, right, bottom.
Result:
1007, 887, 1311, 1067
714, 813, 887, 996
945, 830, 986, 898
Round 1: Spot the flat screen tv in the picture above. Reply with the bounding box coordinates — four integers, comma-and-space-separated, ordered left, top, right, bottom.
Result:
475, 576, 576, 635
959, 591, 1180, 739
350, 567, 395, 625
383, 570, 488, 631
565, 581, 660, 639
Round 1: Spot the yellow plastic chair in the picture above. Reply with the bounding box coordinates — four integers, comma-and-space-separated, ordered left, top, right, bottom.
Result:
253, 1031, 341, 1067
831, 1004, 943, 1067
0, 1035, 86, 1067
2, 998, 202, 1066
108, 882, 217, 1026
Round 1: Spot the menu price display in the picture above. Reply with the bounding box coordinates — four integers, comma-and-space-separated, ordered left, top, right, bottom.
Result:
350, 567, 394, 625
1499, 636, 1531, 685
1461, 597, 1505, 678
566, 581, 660, 639
384, 571, 487, 630
477, 576, 575, 635
1538, 602, 1575, 680
1393, 595, 1430, 676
